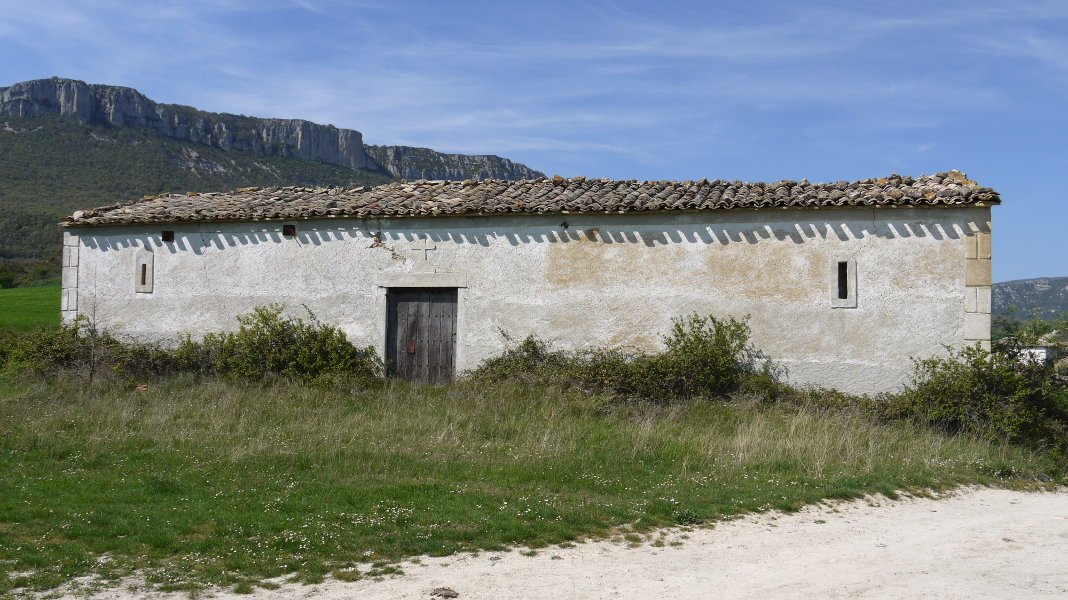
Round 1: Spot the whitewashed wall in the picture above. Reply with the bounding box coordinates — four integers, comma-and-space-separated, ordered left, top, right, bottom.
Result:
62, 206, 993, 394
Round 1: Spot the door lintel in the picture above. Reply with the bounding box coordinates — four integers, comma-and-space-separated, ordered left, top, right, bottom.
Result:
377, 272, 467, 288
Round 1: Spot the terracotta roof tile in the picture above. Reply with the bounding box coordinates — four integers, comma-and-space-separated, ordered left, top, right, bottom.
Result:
62, 171, 1000, 227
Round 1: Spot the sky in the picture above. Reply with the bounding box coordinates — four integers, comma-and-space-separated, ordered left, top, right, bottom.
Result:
0, 0, 1065, 282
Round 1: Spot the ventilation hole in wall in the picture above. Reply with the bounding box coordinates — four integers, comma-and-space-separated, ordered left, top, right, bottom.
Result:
141, 263, 148, 286
837, 261, 849, 300
282, 224, 297, 237
162, 230, 175, 242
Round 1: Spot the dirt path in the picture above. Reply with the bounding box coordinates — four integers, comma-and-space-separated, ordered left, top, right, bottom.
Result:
64, 487, 1068, 599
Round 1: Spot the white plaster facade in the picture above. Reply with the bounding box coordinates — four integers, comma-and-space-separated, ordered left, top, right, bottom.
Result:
61, 206, 993, 395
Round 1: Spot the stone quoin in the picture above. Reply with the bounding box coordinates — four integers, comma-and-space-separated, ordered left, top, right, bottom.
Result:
59, 171, 998, 393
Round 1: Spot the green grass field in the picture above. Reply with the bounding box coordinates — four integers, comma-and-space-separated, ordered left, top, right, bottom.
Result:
0, 285, 60, 331
0, 375, 1059, 595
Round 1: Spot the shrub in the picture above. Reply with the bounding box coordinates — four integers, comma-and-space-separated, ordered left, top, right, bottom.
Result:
889, 344, 1068, 452
471, 334, 572, 384
471, 314, 768, 402
193, 305, 381, 380
651, 314, 760, 398
0, 320, 188, 380
0, 322, 87, 375
0, 306, 382, 382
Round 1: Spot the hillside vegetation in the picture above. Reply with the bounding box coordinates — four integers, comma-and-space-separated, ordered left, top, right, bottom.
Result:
0, 116, 391, 261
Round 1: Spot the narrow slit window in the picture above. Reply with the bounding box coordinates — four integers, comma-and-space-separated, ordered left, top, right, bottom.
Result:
134, 250, 154, 293
831, 258, 856, 308
837, 261, 848, 300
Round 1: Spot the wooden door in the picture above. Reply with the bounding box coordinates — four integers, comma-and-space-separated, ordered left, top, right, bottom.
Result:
386, 288, 458, 384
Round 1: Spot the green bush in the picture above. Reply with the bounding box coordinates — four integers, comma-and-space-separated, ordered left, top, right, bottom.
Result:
652, 314, 760, 398
192, 305, 381, 380
888, 344, 1068, 452
1, 318, 197, 380
471, 334, 572, 384
0, 323, 86, 374
0, 306, 381, 382
471, 314, 767, 402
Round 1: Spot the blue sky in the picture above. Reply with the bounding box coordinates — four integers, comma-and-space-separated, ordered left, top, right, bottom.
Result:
1, 0, 1065, 282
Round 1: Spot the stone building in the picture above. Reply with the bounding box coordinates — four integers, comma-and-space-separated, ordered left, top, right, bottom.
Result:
59, 171, 999, 394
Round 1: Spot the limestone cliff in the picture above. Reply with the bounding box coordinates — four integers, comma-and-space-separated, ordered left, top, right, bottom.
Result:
0, 77, 543, 180
364, 145, 543, 180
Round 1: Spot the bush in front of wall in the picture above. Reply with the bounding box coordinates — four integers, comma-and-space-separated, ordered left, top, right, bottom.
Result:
887, 344, 1068, 453
470, 315, 1067, 461
0, 318, 181, 381
650, 314, 761, 398
471, 314, 769, 402
0, 306, 381, 383
191, 305, 381, 381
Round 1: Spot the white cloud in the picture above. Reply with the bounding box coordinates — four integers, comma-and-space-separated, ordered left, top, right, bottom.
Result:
0, 0, 1064, 167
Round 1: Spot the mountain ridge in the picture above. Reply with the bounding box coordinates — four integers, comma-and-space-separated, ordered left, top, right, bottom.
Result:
992, 276, 1068, 320
0, 77, 544, 181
